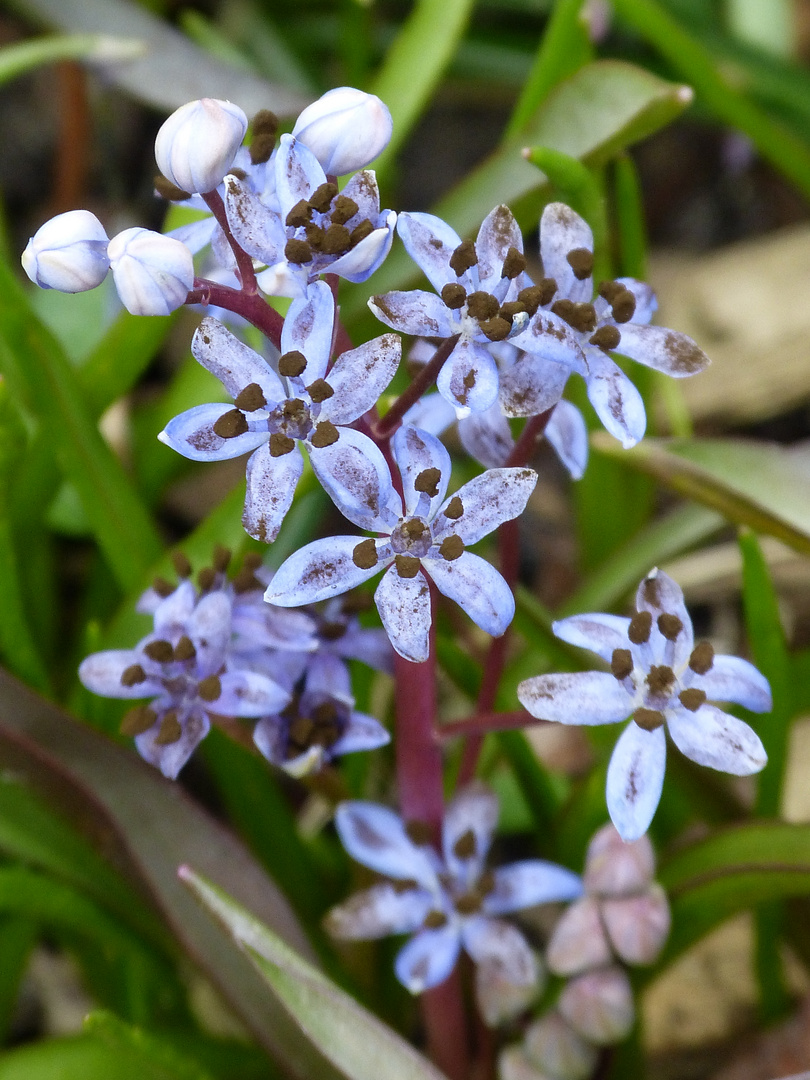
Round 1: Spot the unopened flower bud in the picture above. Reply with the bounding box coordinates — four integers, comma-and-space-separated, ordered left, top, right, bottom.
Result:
22, 209, 110, 293
498, 1046, 552, 1080
524, 1010, 598, 1080
558, 966, 634, 1046
546, 897, 612, 977
155, 98, 248, 194
583, 822, 655, 897
601, 883, 671, 966
292, 87, 393, 175
108, 228, 194, 316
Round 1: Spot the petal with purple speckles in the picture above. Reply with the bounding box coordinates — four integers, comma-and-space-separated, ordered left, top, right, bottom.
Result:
266, 536, 388, 607
424, 551, 514, 638
321, 334, 401, 425
397, 212, 464, 293
584, 348, 646, 448
475, 205, 523, 293
540, 203, 593, 304
433, 467, 536, 546
281, 279, 334, 383
552, 613, 633, 663
615, 324, 710, 378
606, 721, 666, 842
517, 671, 631, 725
334, 801, 440, 887
436, 338, 499, 415
192, 316, 285, 402
392, 424, 452, 518
374, 564, 432, 663
368, 290, 455, 338
545, 399, 589, 479
694, 654, 772, 712
395, 925, 461, 993
159, 403, 267, 462
243, 440, 304, 544
667, 703, 767, 775
309, 427, 401, 532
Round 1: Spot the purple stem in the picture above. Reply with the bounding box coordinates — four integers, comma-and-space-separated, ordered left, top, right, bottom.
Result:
201, 189, 259, 295
440, 710, 543, 741
185, 279, 284, 350
373, 335, 460, 440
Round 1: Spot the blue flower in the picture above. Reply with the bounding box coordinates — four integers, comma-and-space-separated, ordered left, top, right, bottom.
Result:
264, 425, 537, 662
326, 785, 582, 1020
158, 281, 400, 543
517, 568, 771, 841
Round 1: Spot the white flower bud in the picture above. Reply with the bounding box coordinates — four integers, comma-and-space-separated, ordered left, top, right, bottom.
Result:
546, 897, 612, 977
108, 228, 194, 316
498, 1045, 553, 1080
601, 883, 671, 966
524, 1010, 598, 1080
558, 966, 634, 1046
155, 98, 248, 194
292, 87, 393, 175
583, 822, 655, 897
22, 209, 110, 293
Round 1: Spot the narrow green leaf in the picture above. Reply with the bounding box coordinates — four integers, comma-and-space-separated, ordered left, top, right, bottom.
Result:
0, 1035, 176, 1080
85, 1012, 215, 1080
78, 311, 175, 419
0, 918, 36, 1042
0, 33, 144, 85
613, 152, 647, 280
181, 869, 450, 1080
592, 435, 810, 556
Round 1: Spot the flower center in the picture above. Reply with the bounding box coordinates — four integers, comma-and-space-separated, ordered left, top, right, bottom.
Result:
390, 516, 432, 558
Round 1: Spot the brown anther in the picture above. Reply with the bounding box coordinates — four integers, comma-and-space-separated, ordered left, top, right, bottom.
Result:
154, 175, 192, 201
454, 893, 482, 916
424, 910, 448, 929
499, 301, 526, 321
611, 290, 636, 324
598, 280, 624, 302
243, 552, 263, 571
466, 291, 500, 321
232, 569, 263, 593
633, 707, 665, 731
689, 641, 715, 674
406, 820, 433, 846
152, 576, 175, 597
320, 621, 346, 641
657, 613, 683, 641
330, 195, 359, 225
449, 239, 477, 276
551, 300, 597, 333
278, 350, 307, 377
478, 869, 495, 895
288, 715, 315, 749
349, 220, 374, 247
679, 688, 706, 712
269, 433, 296, 457
121, 664, 147, 687
415, 467, 441, 497
352, 539, 378, 570
441, 282, 467, 309
309, 182, 339, 213
444, 496, 463, 519
213, 544, 232, 573
566, 247, 594, 280
144, 639, 173, 663
197, 567, 216, 591
589, 325, 621, 351
197, 675, 222, 702
155, 711, 182, 746
234, 383, 267, 412
249, 133, 276, 165
120, 705, 157, 736
538, 278, 558, 305
251, 109, 279, 137
480, 316, 512, 342
284, 238, 312, 264
628, 610, 653, 645
229, 167, 247, 181
517, 285, 544, 316
611, 648, 633, 680
304, 223, 325, 251
285, 199, 312, 229
453, 828, 477, 859
171, 551, 192, 578
502, 246, 527, 279
342, 591, 373, 615
646, 664, 675, 695
395, 554, 421, 578
307, 378, 334, 403
439, 535, 464, 561
174, 635, 196, 661
213, 409, 249, 439
405, 518, 427, 540
283, 398, 307, 421
322, 223, 351, 255
310, 421, 339, 448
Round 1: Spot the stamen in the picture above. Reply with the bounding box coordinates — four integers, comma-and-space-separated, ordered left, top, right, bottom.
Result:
198, 567, 216, 591
415, 468, 441, 496
249, 133, 275, 165
288, 715, 315, 749
424, 910, 448, 929
657, 613, 683, 641
679, 688, 706, 712
305, 223, 325, 251
251, 109, 279, 137
278, 351, 307, 378
312, 701, 339, 726
551, 300, 597, 334
144, 639, 173, 663
439, 535, 464, 561
174, 636, 196, 661
121, 664, 147, 687
479, 316, 511, 341
269, 433, 296, 457
466, 291, 500, 320
234, 383, 267, 412
120, 705, 157, 736
646, 664, 675, 695
689, 641, 714, 674
152, 576, 174, 597
171, 551, 192, 578
285, 199, 311, 229
309, 182, 338, 213
154, 175, 192, 201
517, 285, 544, 316
352, 539, 378, 569
566, 248, 594, 280
501, 246, 527, 279
395, 554, 421, 578
589, 325, 621, 351
611, 289, 636, 323
197, 675, 222, 702
330, 195, 359, 225
405, 519, 427, 540
449, 239, 477, 276
232, 568, 263, 593
349, 220, 374, 247
213, 544, 231, 573
322, 223, 351, 255
454, 893, 482, 915
310, 421, 339, 448
444, 496, 464, 519
538, 278, 557, 305
598, 280, 624, 302
633, 707, 665, 731
453, 828, 476, 858
229, 167, 247, 181
284, 238, 312, 264
499, 301, 526, 321
406, 820, 433, 846
213, 409, 249, 439
441, 282, 466, 310
611, 648, 633, 680
628, 611, 652, 645
307, 378, 334, 403
155, 711, 182, 745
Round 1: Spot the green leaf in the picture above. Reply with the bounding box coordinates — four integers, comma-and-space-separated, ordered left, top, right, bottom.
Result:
593, 435, 810, 556
181, 868, 450, 1080
84, 1012, 214, 1080
0, 919, 36, 1042
0, 33, 144, 86
0, 1035, 177, 1080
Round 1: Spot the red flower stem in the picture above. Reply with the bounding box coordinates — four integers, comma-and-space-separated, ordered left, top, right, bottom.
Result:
422, 971, 470, 1080
373, 335, 460, 440
440, 710, 544, 740
456, 407, 555, 785
201, 189, 259, 295
325, 272, 355, 360
185, 279, 284, 349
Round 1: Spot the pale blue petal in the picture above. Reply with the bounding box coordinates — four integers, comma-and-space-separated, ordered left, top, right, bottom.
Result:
395, 926, 462, 993
695, 655, 772, 712
667, 704, 767, 775
458, 407, 513, 468
442, 782, 498, 886
436, 339, 499, 415
334, 801, 440, 888
545, 399, 589, 479
552, 613, 632, 663
153, 579, 197, 634
510, 310, 586, 374
243, 440, 304, 543
475, 205, 523, 293
606, 722, 666, 842
392, 425, 452, 518
159, 404, 267, 462
275, 133, 324, 209
374, 565, 432, 663
192, 317, 284, 402
433, 467, 536, 546
332, 711, 390, 755
341, 170, 382, 220
326, 883, 432, 939
540, 203, 593, 304
403, 392, 456, 437
321, 334, 401, 426
615, 277, 657, 325
635, 567, 693, 668
517, 671, 631, 725
266, 536, 387, 607
135, 707, 209, 780
165, 216, 218, 254
222, 174, 285, 265
78, 650, 161, 698
330, 213, 396, 283
483, 861, 583, 915
336, 625, 394, 674
188, 590, 232, 675
309, 427, 401, 531
461, 916, 538, 988
584, 349, 646, 448
305, 651, 352, 702
424, 551, 513, 637
397, 212, 462, 293
215, 670, 290, 717
498, 351, 569, 418
281, 279, 334, 383
615, 324, 710, 379
368, 290, 455, 337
